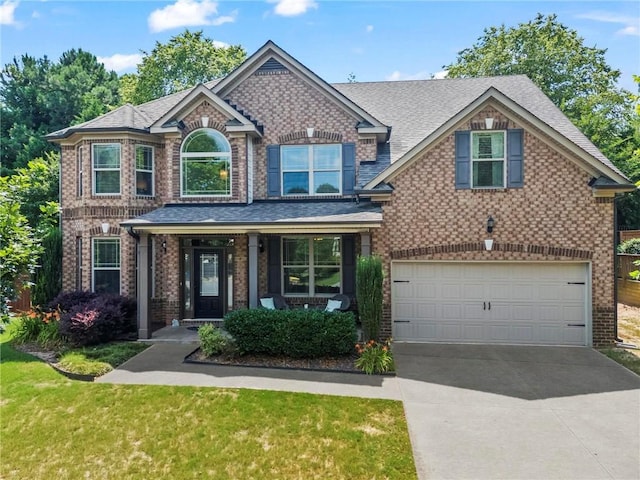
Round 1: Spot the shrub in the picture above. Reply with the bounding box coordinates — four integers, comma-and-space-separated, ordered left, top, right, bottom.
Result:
355, 339, 394, 374
198, 324, 229, 356
31, 226, 62, 307
59, 294, 137, 347
47, 290, 99, 313
356, 255, 384, 341
618, 238, 640, 254
224, 309, 356, 358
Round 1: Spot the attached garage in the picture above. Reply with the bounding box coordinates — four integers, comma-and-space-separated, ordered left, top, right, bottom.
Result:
391, 262, 590, 346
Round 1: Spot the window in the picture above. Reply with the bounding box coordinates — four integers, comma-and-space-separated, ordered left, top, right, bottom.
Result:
181, 129, 231, 196
471, 131, 505, 188
76, 147, 83, 197
76, 237, 83, 290
135, 145, 154, 196
281, 144, 341, 195
92, 144, 121, 195
282, 237, 341, 296
92, 238, 120, 294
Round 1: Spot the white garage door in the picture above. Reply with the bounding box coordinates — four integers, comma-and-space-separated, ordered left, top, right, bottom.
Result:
392, 262, 589, 345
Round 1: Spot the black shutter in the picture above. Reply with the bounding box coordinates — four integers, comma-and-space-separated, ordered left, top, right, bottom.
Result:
342, 235, 356, 295
455, 131, 471, 189
267, 236, 281, 294
342, 143, 356, 195
507, 129, 524, 188
266, 145, 280, 197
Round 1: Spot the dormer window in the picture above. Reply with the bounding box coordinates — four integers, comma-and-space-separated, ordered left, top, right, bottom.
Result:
181, 129, 231, 197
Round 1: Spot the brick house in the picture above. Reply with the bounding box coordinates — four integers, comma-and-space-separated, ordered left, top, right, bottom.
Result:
48, 41, 634, 346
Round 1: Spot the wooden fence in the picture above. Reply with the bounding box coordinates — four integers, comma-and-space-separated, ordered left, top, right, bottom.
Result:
618, 254, 640, 307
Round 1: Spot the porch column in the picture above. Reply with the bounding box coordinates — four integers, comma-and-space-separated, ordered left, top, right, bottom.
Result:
248, 233, 259, 308
137, 233, 151, 339
361, 232, 371, 256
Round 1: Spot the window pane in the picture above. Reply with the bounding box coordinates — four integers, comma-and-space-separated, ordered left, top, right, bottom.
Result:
313, 172, 340, 194
314, 267, 340, 294
472, 132, 504, 159
136, 146, 153, 170
314, 237, 340, 265
183, 130, 230, 153
281, 146, 308, 170
183, 159, 230, 195
473, 160, 504, 187
94, 270, 120, 295
284, 267, 309, 294
95, 171, 120, 194
200, 254, 219, 296
94, 239, 120, 268
283, 238, 309, 266
283, 172, 309, 194
313, 145, 341, 169
93, 145, 120, 168
136, 171, 153, 196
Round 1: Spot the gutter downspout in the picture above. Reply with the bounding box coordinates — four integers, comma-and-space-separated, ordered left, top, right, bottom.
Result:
613, 195, 621, 343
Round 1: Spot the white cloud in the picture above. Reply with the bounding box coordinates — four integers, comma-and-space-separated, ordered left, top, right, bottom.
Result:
32, 9, 40, 18
432, 70, 448, 80
97, 53, 143, 73
366, 24, 373, 33
385, 70, 430, 81
269, 0, 317, 17
148, 0, 236, 33
0, 0, 19, 26
577, 11, 640, 36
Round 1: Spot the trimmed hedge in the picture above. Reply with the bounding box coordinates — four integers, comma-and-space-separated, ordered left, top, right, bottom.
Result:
224, 309, 356, 358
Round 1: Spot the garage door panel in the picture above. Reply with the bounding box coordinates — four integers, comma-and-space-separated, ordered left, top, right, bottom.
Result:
392, 262, 588, 346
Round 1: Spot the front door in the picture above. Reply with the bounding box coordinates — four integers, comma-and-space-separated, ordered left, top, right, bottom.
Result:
194, 249, 224, 318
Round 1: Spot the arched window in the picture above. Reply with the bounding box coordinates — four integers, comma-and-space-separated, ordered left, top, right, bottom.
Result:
181, 129, 231, 196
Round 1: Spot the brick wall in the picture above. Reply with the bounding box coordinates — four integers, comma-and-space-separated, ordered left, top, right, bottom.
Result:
372, 106, 616, 346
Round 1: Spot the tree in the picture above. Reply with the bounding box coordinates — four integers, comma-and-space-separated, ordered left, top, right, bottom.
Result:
0, 50, 120, 172
356, 255, 383, 341
31, 226, 62, 307
129, 30, 246, 104
445, 13, 640, 228
0, 176, 43, 322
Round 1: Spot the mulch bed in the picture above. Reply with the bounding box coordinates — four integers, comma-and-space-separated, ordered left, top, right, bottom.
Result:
185, 347, 364, 374
12, 342, 96, 382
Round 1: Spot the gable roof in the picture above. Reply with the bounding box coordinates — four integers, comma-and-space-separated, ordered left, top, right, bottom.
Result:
213, 40, 389, 138
334, 76, 630, 187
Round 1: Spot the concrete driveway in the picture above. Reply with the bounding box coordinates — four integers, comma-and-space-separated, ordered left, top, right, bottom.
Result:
393, 343, 640, 480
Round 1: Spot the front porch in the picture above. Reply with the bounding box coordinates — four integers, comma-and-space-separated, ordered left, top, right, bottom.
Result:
122, 200, 383, 340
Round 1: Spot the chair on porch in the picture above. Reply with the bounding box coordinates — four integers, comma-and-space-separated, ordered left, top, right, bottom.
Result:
323, 294, 351, 312
259, 294, 290, 310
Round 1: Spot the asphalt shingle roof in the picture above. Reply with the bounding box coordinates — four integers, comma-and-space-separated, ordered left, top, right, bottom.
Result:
333, 75, 622, 175
122, 200, 382, 226
48, 71, 621, 179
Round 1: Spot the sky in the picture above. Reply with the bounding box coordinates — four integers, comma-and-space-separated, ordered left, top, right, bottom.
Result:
0, 0, 638, 91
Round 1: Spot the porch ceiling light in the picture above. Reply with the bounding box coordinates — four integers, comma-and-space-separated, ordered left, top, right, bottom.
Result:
486, 215, 495, 234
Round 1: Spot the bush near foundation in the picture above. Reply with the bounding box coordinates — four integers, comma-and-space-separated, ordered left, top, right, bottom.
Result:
224, 309, 356, 358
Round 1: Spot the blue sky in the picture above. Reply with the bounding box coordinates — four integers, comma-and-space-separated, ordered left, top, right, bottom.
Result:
1, 0, 638, 91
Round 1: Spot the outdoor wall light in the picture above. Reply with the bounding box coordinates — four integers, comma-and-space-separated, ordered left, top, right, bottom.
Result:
486, 215, 495, 234
101, 222, 110, 234
162, 239, 167, 253
258, 239, 265, 253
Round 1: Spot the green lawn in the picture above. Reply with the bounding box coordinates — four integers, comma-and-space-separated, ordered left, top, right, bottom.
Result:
0, 335, 416, 480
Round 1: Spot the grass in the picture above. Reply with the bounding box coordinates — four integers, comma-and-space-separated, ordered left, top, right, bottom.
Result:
57, 342, 150, 376
599, 303, 640, 375
0, 332, 417, 480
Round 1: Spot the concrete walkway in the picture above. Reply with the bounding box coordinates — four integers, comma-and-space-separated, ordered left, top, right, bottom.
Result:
99, 341, 640, 480
98, 342, 401, 400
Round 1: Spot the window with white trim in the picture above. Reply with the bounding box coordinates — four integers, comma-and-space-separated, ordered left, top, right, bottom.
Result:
181, 129, 231, 196
282, 236, 341, 296
92, 144, 121, 195
76, 146, 83, 197
471, 131, 505, 188
135, 145, 154, 196
281, 144, 341, 195
92, 238, 120, 294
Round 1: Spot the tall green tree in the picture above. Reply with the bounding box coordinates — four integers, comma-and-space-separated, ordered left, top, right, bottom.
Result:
445, 13, 640, 228
129, 30, 246, 104
0, 49, 120, 172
